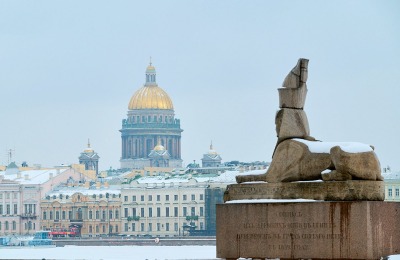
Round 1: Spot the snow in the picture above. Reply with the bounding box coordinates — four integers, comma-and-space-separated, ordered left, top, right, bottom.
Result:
0, 245, 398, 259
293, 139, 372, 153
0, 245, 217, 260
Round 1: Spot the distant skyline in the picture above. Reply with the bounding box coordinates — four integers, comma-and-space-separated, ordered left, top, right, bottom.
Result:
0, 1, 399, 170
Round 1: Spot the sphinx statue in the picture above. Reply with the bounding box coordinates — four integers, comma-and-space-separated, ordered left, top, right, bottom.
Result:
237, 59, 383, 184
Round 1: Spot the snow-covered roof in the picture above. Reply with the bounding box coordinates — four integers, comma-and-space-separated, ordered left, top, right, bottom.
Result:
0, 168, 68, 185
46, 186, 121, 197
382, 171, 400, 180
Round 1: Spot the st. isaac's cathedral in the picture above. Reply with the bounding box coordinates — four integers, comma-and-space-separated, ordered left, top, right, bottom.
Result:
120, 63, 183, 169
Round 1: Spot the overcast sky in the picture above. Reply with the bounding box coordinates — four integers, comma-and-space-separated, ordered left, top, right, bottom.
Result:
0, 1, 399, 171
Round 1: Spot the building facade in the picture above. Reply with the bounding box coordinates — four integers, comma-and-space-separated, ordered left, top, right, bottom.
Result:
41, 185, 121, 237
120, 178, 207, 237
0, 166, 83, 235
120, 63, 183, 169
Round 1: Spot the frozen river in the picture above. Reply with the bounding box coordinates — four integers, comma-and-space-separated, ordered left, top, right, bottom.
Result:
1, 246, 399, 260
0, 245, 217, 260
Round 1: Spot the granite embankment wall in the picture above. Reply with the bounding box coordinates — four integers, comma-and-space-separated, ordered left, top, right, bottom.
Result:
54, 237, 216, 247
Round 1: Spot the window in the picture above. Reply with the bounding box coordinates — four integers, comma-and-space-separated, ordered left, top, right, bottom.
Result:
157, 207, 161, 217
116, 210, 119, 219
148, 195, 152, 201
183, 207, 187, 216
183, 195, 187, 201
174, 223, 178, 231
148, 223, 152, 232
141, 195, 144, 201
174, 195, 178, 201
50, 211, 53, 220
396, 188, 399, 197
124, 196, 128, 202
166, 223, 170, 231
14, 204, 17, 214
157, 223, 161, 231
6, 193, 10, 199
389, 188, 393, 197
0, 221, 2, 230
191, 194, 195, 201
166, 207, 170, 217
102, 225, 105, 233
165, 195, 169, 201
56, 211, 60, 220
141, 208, 145, 217
89, 225, 93, 233
157, 195, 160, 201
43, 212, 47, 220
174, 207, 178, 217
96, 210, 99, 219
69, 211, 72, 219
115, 225, 118, 233
96, 225, 99, 233
200, 222, 204, 230
0, 194, 2, 199
191, 207, 195, 216
109, 210, 113, 219
132, 223, 135, 231
149, 208, 152, 217
124, 208, 128, 217
132, 195, 136, 202
13, 193, 17, 199
124, 223, 128, 232
200, 207, 204, 217
141, 223, 144, 232
6, 204, 10, 214
200, 194, 204, 200
102, 210, 106, 220
0, 205, 3, 214
132, 208, 137, 217
5, 221, 9, 230
89, 211, 92, 219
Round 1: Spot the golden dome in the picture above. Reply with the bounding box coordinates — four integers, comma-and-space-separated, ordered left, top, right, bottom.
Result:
128, 85, 174, 110
128, 63, 174, 110
154, 144, 166, 151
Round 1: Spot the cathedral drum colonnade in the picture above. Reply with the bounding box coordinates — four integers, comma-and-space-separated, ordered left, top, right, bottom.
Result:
120, 63, 183, 169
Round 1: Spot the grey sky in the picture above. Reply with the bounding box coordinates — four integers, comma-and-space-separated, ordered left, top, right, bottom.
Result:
0, 1, 399, 171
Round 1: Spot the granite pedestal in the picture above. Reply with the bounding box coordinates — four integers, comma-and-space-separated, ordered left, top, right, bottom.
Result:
216, 201, 400, 259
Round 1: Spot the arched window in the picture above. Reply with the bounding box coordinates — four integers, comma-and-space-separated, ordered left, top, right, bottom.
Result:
77, 208, 82, 220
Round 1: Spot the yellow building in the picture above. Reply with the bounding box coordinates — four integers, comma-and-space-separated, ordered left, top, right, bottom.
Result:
41, 183, 121, 237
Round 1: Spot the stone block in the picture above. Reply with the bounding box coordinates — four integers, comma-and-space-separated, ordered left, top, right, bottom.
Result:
217, 201, 400, 259
224, 181, 385, 202
281, 58, 309, 89
275, 109, 310, 140
278, 84, 307, 109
